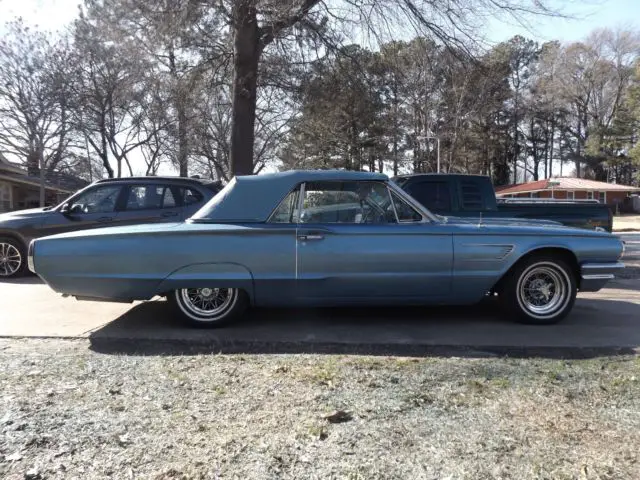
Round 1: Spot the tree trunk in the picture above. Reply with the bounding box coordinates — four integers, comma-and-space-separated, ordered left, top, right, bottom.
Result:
230, 0, 260, 177
177, 101, 189, 176
513, 92, 519, 184
100, 113, 114, 178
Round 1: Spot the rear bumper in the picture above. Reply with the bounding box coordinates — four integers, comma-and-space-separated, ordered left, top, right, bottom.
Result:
580, 262, 625, 291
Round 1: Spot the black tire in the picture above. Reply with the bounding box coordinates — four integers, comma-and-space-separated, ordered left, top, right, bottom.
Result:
0, 236, 27, 279
499, 255, 577, 325
167, 287, 248, 328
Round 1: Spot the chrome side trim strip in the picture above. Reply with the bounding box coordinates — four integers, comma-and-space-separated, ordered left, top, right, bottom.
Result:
581, 274, 615, 280
581, 262, 625, 271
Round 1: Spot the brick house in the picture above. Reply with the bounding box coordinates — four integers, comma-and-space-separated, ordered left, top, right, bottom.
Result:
0, 154, 89, 213
495, 177, 640, 211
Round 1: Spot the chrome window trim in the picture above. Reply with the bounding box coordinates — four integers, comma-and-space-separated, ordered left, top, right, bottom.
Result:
268, 178, 440, 225
295, 182, 306, 224
265, 182, 304, 224
387, 186, 400, 223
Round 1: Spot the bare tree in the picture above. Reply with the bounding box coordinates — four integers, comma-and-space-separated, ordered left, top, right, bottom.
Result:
224, 0, 564, 176
0, 19, 76, 205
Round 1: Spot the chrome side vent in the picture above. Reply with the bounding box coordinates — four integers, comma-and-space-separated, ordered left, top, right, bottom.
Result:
460, 243, 515, 261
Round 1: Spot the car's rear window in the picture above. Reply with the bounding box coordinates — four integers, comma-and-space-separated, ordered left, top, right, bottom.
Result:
460, 180, 484, 210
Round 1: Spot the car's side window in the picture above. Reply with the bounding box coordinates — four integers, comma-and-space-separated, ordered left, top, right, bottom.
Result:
182, 187, 204, 206
269, 187, 301, 223
300, 181, 396, 224
390, 191, 423, 222
70, 185, 121, 214
124, 185, 177, 211
163, 188, 177, 208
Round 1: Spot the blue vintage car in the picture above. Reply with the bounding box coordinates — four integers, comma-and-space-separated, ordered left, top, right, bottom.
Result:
28, 170, 625, 327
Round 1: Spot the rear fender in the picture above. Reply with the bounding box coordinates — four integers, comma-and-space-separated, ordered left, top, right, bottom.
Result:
155, 262, 255, 303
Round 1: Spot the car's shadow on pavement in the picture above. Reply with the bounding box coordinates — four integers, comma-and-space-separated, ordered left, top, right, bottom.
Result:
88, 296, 640, 359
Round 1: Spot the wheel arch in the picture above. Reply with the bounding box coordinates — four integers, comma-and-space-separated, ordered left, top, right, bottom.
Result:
0, 231, 28, 248
155, 262, 256, 304
492, 246, 580, 294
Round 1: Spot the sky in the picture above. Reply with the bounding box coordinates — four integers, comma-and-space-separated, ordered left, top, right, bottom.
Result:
2, 0, 638, 44
1, 0, 639, 177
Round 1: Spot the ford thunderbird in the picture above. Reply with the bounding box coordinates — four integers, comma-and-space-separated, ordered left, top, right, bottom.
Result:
27, 170, 625, 327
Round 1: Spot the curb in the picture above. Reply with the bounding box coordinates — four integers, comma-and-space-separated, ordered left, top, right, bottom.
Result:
86, 336, 640, 360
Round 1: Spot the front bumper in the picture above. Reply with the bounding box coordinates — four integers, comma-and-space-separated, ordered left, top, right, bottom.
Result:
27, 240, 35, 273
580, 262, 625, 291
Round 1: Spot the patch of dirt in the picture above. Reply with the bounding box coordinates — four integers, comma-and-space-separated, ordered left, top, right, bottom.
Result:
1, 339, 639, 479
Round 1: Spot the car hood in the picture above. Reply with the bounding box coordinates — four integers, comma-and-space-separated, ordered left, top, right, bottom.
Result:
442, 215, 563, 228
0, 207, 52, 225
441, 215, 614, 238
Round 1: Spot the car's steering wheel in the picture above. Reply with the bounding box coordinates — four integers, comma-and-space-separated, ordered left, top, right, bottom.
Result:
360, 201, 387, 224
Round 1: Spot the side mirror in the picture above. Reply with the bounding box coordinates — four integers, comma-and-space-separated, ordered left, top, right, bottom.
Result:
60, 203, 70, 214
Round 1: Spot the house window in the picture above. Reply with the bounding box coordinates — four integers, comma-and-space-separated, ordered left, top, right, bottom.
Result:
587, 191, 594, 200
598, 191, 606, 204
567, 191, 575, 200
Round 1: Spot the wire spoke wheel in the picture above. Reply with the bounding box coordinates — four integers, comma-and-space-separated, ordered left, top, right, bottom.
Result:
182, 287, 234, 316
171, 286, 245, 327
514, 260, 573, 321
0, 242, 22, 277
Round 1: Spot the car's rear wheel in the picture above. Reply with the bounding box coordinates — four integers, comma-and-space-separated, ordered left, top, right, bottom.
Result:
0, 237, 26, 279
500, 256, 576, 325
168, 287, 248, 327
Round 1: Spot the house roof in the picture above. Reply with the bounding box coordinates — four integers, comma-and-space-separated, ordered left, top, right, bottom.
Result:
0, 153, 24, 175
0, 155, 89, 193
495, 177, 640, 196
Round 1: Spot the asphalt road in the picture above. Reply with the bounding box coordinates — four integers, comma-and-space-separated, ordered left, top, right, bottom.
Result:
1, 272, 639, 357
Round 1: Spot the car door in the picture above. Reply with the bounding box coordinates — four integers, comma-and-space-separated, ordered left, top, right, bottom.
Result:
295, 180, 453, 305
37, 184, 124, 237
115, 184, 182, 226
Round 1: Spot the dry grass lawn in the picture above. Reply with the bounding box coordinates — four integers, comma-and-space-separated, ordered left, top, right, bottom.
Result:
1, 339, 639, 480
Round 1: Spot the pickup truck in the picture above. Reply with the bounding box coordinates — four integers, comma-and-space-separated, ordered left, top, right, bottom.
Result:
392, 173, 613, 232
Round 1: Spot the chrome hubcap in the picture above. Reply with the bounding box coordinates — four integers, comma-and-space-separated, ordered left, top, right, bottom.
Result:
179, 287, 235, 318
0, 243, 21, 277
517, 263, 569, 317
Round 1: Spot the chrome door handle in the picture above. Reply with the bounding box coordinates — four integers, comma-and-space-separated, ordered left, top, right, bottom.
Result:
298, 234, 324, 241
96, 216, 113, 223
162, 211, 178, 217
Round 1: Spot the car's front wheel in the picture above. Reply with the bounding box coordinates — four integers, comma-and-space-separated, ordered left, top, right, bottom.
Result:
500, 255, 577, 325
0, 237, 26, 279
168, 287, 248, 327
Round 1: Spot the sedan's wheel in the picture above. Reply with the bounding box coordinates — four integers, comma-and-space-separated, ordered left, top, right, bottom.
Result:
501, 256, 576, 325
0, 237, 26, 279
168, 287, 248, 327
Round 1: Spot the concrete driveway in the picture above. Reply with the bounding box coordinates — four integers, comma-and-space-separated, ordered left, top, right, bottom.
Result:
1, 271, 639, 357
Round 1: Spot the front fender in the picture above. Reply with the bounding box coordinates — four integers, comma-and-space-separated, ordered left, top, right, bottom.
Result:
154, 262, 255, 303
